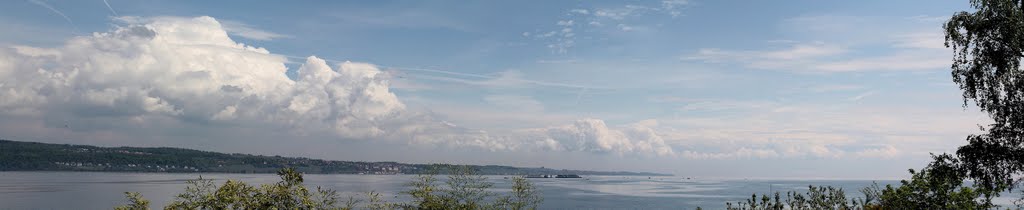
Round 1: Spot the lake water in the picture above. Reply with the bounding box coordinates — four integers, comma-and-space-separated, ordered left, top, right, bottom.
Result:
0, 171, 970, 209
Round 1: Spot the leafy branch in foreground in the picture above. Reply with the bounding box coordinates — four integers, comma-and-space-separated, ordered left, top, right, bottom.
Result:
397, 164, 542, 210
716, 154, 992, 210
114, 192, 151, 210
944, 0, 1024, 204
724, 185, 860, 210
115, 165, 541, 210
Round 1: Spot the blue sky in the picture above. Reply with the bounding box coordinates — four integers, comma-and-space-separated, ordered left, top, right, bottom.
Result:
0, 0, 989, 179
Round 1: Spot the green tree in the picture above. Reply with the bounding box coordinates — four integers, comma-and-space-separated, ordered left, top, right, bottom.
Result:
714, 155, 990, 209
114, 192, 151, 210
400, 164, 540, 210
402, 166, 444, 209
116, 166, 541, 210
945, 0, 1024, 201
494, 177, 543, 210
120, 168, 344, 210
438, 165, 495, 209
876, 154, 990, 209
724, 185, 853, 210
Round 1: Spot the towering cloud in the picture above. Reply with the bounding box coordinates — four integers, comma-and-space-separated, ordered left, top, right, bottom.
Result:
0, 16, 404, 139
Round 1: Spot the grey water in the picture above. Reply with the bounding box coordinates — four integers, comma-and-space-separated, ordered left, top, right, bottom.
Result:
0, 171, 974, 209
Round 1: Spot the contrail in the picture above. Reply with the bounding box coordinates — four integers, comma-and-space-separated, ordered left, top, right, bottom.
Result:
374, 65, 600, 89
277, 54, 493, 79
102, 0, 118, 16
377, 65, 596, 89
28, 0, 77, 32
277, 54, 599, 89
164, 44, 602, 90
574, 87, 588, 106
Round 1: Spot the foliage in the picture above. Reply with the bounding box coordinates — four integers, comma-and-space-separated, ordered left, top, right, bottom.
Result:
438, 165, 496, 209
402, 168, 442, 210
399, 164, 542, 210
716, 154, 991, 210
116, 165, 541, 210
875, 154, 991, 209
945, 0, 1024, 200
495, 177, 543, 210
724, 185, 857, 210
157, 168, 342, 209
114, 192, 151, 210
114, 168, 356, 209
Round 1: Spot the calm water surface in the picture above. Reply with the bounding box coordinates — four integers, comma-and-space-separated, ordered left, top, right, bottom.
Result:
0, 172, 910, 209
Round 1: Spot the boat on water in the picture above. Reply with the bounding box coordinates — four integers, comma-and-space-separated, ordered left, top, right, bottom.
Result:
555, 174, 582, 178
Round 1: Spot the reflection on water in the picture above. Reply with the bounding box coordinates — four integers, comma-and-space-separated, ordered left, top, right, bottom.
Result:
0, 172, 917, 209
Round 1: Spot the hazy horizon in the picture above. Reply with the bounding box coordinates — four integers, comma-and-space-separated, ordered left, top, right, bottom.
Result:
0, 0, 985, 180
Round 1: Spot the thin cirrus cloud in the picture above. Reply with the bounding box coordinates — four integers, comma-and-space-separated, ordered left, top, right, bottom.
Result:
655, 95, 987, 160
683, 15, 950, 73
219, 20, 291, 41
683, 40, 948, 72
528, 0, 690, 53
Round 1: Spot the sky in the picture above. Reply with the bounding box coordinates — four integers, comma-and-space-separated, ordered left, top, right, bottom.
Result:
0, 0, 991, 179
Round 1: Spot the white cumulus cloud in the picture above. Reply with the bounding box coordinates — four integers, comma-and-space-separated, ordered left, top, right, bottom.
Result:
0, 16, 403, 139
537, 118, 675, 157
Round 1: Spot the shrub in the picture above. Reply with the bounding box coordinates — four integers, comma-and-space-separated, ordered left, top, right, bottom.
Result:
115, 165, 541, 210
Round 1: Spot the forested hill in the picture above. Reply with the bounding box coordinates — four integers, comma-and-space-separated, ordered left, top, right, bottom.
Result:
0, 139, 670, 176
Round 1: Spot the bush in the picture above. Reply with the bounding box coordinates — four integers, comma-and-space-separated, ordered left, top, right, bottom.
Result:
717, 154, 992, 210
115, 165, 541, 210
398, 164, 542, 210
724, 185, 866, 210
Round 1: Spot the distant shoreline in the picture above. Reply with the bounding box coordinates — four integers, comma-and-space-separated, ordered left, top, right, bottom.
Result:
0, 170, 674, 177
0, 139, 673, 176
